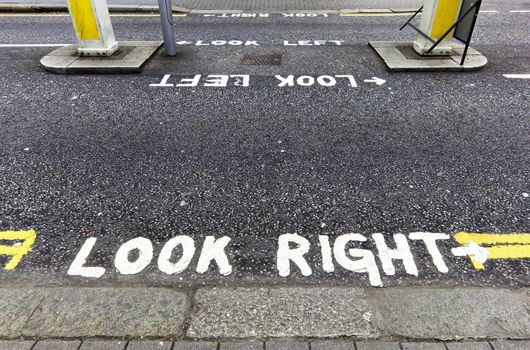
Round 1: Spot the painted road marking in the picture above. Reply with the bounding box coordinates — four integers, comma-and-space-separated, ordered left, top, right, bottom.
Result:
202, 13, 329, 18
63, 232, 529, 287
173, 40, 344, 46
149, 74, 388, 88
452, 232, 530, 270
364, 77, 386, 85
503, 74, 530, 79
510, 10, 530, 13
0, 44, 66, 47
0, 230, 37, 270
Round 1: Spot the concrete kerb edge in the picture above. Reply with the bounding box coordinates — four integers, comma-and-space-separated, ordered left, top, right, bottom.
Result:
2, 286, 529, 341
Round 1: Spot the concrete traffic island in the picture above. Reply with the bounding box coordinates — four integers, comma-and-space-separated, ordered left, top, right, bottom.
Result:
40, 41, 162, 74
369, 41, 487, 72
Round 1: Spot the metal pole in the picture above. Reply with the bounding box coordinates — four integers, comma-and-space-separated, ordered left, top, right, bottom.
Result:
158, 0, 177, 56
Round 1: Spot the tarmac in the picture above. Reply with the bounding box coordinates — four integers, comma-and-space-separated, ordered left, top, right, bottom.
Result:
0, 1, 529, 349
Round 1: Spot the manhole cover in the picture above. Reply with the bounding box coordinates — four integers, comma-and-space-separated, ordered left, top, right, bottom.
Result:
240, 53, 282, 65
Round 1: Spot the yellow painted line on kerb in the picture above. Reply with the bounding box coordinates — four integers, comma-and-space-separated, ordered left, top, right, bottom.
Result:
340, 12, 416, 17
0, 13, 187, 17
0, 230, 37, 270
454, 232, 530, 270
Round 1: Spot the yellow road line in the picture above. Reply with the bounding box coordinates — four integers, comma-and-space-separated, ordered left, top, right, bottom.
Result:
454, 232, 530, 270
455, 232, 530, 245
0, 230, 37, 270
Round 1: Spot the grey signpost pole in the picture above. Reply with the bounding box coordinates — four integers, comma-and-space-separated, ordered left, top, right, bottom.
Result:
158, 0, 177, 56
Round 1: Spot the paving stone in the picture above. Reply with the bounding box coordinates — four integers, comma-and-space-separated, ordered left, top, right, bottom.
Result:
374, 288, 530, 340
173, 341, 218, 350
0, 340, 35, 350
33, 340, 82, 350
0, 288, 45, 337
79, 339, 127, 350
220, 341, 264, 350
266, 340, 308, 350
189, 287, 377, 338
128, 340, 173, 350
402, 343, 446, 350
356, 341, 401, 350
21, 287, 190, 337
491, 340, 530, 350
311, 340, 355, 350
446, 342, 492, 350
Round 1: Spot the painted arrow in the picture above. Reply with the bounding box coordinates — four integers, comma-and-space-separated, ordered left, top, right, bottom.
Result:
363, 77, 386, 86
452, 232, 530, 270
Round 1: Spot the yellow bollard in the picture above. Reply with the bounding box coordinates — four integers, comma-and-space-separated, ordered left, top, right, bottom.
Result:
67, 0, 119, 56
414, 0, 463, 55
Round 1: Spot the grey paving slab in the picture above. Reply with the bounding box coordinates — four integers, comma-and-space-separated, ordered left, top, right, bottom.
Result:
374, 288, 530, 340
0, 289, 45, 338
355, 342, 401, 350
220, 341, 264, 350
128, 340, 173, 350
21, 288, 189, 338
311, 340, 355, 350
402, 343, 446, 350
0, 340, 36, 350
491, 340, 530, 350
446, 342, 492, 350
189, 287, 377, 338
266, 340, 308, 350
33, 340, 82, 350
173, 341, 218, 350
79, 339, 127, 350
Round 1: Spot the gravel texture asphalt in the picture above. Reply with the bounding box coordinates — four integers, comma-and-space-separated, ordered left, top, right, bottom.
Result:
0, 12, 528, 289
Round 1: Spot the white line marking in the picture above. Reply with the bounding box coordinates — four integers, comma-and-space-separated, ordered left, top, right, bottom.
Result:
480, 10, 498, 13
503, 74, 530, 79
363, 77, 386, 86
0, 44, 66, 48
510, 10, 530, 13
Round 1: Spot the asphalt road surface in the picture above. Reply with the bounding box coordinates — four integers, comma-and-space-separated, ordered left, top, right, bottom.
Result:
0, 10, 529, 289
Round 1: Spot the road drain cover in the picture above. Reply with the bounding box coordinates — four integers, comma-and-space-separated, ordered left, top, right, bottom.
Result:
241, 53, 282, 65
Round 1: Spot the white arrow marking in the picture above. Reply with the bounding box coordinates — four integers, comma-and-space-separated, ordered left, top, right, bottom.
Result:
175, 41, 193, 45
363, 77, 386, 86
503, 74, 530, 79
451, 241, 490, 264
